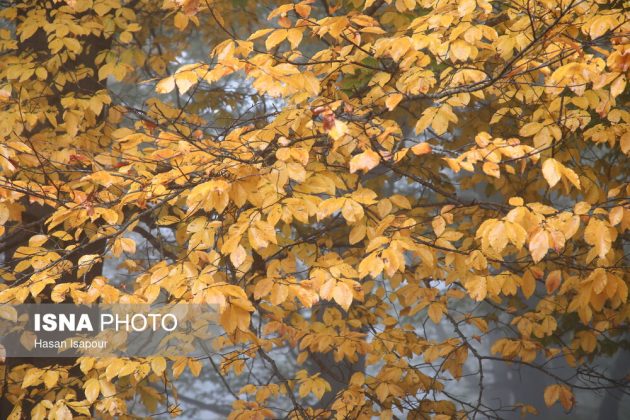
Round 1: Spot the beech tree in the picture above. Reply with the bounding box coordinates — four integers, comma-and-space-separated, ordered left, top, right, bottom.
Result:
0, 0, 628, 418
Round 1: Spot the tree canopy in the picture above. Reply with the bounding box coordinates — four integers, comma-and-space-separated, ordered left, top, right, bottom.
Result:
0, 0, 628, 418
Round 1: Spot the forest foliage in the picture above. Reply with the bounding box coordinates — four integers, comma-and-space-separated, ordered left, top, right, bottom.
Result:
0, 0, 628, 418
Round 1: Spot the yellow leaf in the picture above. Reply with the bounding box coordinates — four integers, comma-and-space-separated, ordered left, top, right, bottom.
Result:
428, 303, 444, 323
174, 12, 189, 30
359, 253, 384, 278
151, 356, 167, 376
431, 107, 452, 135
483, 161, 500, 178
505, 222, 527, 250
545, 270, 561, 294
609, 206, 624, 226
376, 382, 389, 402
35, 67, 47, 80
77, 254, 101, 277
466, 276, 487, 301
248, 28, 273, 41
610, 75, 626, 98
22, 368, 43, 388
286, 162, 306, 182
390, 194, 411, 209
521, 270, 536, 299
30, 403, 47, 420
544, 384, 573, 410
341, 199, 364, 224
230, 244, 247, 268
54, 403, 73, 420
467, 250, 487, 270
589, 268, 608, 295
295, 4, 311, 18
450, 39, 470, 61
287, 28, 303, 49
415, 107, 438, 134
584, 218, 612, 259
385, 93, 403, 111
156, 76, 176, 94
411, 142, 432, 155
488, 222, 508, 252
560, 165, 581, 189
349, 150, 380, 173
458, 0, 475, 16
544, 384, 560, 407
254, 277, 274, 299
298, 381, 311, 398
189, 359, 203, 377
0, 306, 17, 322
519, 122, 542, 137
43, 370, 59, 389
99, 379, 117, 398
588, 15, 616, 39
332, 282, 353, 310
349, 223, 366, 245
529, 229, 549, 263
174, 70, 198, 95
84, 378, 100, 403
120, 237, 136, 254
266, 29, 287, 50
542, 159, 562, 187
574, 201, 591, 215
106, 358, 125, 381
329, 120, 348, 140
66, 402, 91, 416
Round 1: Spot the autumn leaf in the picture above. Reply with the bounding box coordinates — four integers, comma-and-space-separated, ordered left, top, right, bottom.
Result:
544, 384, 573, 410
230, 244, 247, 268
544, 384, 561, 406
266, 30, 287, 50
529, 229, 550, 263
349, 150, 380, 173
466, 276, 487, 301
542, 159, 562, 187
543, 158, 581, 189
584, 218, 613, 261
21, 368, 42, 389
545, 270, 562, 294
328, 120, 348, 140
84, 378, 100, 403
156, 76, 176, 94
385, 93, 403, 111
151, 356, 167, 375
332, 282, 353, 310
411, 142, 432, 155
428, 303, 444, 323
521, 270, 537, 299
